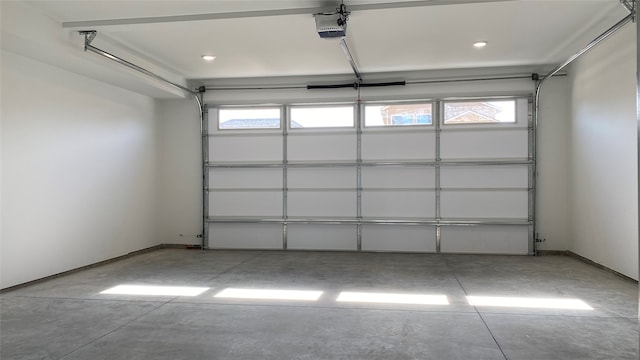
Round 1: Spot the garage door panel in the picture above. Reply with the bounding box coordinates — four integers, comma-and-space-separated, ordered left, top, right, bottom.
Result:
362, 132, 435, 161
440, 130, 528, 159
210, 168, 282, 189
210, 191, 283, 217
210, 136, 282, 162
288, 168, 355, 189
288, 134, 356, 162
288, 191, 356, 217
441, 226, 529, 254
287, 224, 356, 250
362, 191, 435, 218
209, 223, 282, 249
362, 167, 436, 188
362, 225, 436, 252
440, 191, 528, 219
206, 97, 532, 254
440, 166, 528, 188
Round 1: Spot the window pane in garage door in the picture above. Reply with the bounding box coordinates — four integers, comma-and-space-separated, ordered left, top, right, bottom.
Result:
365, 102, 433, 126
444, 100, 515, 124
290, 105, 354, 128
219, 108, 281, 129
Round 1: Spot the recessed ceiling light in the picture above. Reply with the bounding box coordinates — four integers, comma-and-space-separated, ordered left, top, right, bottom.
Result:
202, 55, 216, 62
473, 41, 488, 48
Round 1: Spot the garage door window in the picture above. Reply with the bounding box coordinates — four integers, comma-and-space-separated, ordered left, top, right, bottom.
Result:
443, 100, 516, 124
365, 103, 433, 127
290, 105, 354, 129
218, 108, 282, 129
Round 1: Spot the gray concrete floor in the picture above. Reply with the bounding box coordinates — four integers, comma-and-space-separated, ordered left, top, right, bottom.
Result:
1, 249, 638, 360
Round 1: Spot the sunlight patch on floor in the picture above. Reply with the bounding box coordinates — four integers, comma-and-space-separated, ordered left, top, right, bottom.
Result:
467, 296, 593, 310
336, 291, 449, 305
214, 288, 323, 301
100, 285, 210, 297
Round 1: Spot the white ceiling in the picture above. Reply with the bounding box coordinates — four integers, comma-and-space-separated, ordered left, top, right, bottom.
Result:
13, 0, 634, 95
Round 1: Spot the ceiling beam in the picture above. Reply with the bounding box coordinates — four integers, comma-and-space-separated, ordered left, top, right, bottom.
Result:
62, 0, 516, 28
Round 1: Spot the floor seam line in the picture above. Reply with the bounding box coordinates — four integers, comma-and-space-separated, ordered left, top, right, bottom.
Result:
161, 300, 639, 319
166, 301, 479, 314
444, 257, 510, 360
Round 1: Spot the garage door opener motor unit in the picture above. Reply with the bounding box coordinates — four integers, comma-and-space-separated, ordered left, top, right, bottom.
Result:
314, 3, 350, 39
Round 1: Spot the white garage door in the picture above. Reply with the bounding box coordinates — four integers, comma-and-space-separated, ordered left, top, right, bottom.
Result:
205, 97, 533, 254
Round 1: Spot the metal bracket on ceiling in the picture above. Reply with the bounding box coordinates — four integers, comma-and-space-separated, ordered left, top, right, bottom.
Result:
620, 0, 636, 21
78, 30, 97, 50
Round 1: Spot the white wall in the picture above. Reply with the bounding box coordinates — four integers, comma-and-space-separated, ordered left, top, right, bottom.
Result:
0, 51, 158, 288
155, 99, 202, 245
537, 77, 571, 251
569, 25, 638, 280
